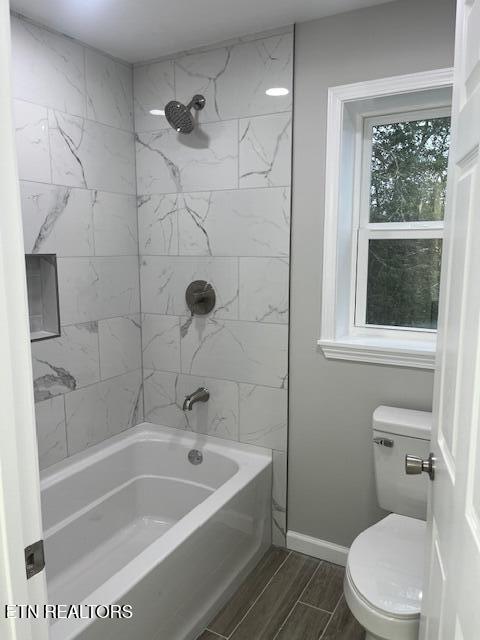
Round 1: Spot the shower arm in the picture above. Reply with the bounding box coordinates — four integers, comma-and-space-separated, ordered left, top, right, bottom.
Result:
186, 95, 206, 111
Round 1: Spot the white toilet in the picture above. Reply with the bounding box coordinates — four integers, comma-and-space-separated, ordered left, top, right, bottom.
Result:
344, 406, 432, 640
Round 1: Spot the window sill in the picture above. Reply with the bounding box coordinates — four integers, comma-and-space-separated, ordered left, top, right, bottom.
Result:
317, 336, 436, 369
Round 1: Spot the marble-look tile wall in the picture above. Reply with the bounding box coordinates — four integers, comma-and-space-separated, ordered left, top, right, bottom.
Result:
11, 15, 292, 546
11, 16, 142, 470
134, 30, 293, 545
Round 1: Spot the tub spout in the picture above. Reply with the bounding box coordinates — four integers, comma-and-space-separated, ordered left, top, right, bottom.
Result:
182, 387, 209, 411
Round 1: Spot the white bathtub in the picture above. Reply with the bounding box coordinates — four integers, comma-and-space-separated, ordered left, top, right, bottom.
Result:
40, 423, 272, 640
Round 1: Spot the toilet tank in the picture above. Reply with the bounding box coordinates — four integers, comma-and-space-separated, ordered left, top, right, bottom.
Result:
373, 406, 432, 520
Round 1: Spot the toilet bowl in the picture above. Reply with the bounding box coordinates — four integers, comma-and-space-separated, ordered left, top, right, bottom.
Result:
345, 513, 425, 640
344, 406, 431, 640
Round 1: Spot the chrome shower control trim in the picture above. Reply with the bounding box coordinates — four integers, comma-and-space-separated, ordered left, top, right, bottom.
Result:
186, 280, 216, 316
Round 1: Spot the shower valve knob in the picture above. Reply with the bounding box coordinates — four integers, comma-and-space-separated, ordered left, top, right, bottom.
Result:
186, 280, 216, 315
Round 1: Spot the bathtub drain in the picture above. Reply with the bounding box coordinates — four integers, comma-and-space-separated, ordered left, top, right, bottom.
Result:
188, 449, 203, 465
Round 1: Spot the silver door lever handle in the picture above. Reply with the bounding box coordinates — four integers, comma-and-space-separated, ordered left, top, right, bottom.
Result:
405, 453, 435, 481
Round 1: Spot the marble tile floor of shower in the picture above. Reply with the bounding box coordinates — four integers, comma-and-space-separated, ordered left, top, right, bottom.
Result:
196, 548, 365, 640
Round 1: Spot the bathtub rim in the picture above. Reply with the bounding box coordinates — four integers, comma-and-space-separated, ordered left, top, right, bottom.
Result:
41, 422, 272, 639
40, 422, 271, 490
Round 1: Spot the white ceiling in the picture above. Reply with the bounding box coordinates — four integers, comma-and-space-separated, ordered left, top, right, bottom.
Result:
10, 0, 396, 63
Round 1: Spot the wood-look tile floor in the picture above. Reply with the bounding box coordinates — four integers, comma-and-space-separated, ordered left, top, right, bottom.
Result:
196, 548, 365, 640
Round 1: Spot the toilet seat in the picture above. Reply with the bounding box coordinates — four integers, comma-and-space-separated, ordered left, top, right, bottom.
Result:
344, 514, 426, 640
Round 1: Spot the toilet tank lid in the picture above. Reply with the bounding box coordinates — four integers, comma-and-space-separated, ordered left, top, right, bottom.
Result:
373, 405, 432, 440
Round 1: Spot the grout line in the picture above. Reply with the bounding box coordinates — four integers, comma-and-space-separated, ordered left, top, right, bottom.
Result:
318, 592, 343, 640
46, 100, 54, 185
175, 193, 181, 257
270, 615, 292, 639
203, 629, 228, 639
236, 255, 241, 321
271, 557, 329, 640
236, 256, 241, 441
83, 45, 88, 119
143, 367, 287, 394
59, 314, 140, 330
177, 316, 182, 385
172, 49, 177, 99
296, 600, 333, 615
296, 560, 322, 604
134, 182, 292, 196
237, 118, 240, 190
270, 595, 297, 640
61, 393, 69, 456
223, 550, 292, 639
134, 180, 292, 195
134, 108, 292, 134
55, 254, 140, 259
131, 100, 145, 422
134, 115, 292, 141
18, 179, 137, 201
36, 368, 142, 404
141, 311, 288, 329
96, 316, 103, 380
135, 183, 292, 196
140, 255, 289, 260
319, 614, 334, 640
59, 312, 141, 329
90, 191, 97, 258
18, 175, 290, 198
128, 65, 135, 133
331, 588, 345, 616
14, 95, 136, 135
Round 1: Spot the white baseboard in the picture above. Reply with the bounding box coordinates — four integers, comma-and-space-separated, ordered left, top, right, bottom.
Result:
287, 530, 349, 566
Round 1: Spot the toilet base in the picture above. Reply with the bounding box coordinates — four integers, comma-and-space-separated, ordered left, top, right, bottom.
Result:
365, 632, 384, 640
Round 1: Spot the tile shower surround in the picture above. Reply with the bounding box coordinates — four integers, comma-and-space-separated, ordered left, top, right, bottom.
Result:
12, 16, 293, 546
11, 16, 142, 472
135, 30, 292, 545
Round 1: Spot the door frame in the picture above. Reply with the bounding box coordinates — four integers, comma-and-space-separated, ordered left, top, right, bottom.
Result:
0, 1, 49, 637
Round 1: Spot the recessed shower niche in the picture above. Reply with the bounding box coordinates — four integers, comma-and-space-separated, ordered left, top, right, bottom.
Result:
25, 254, 60, 342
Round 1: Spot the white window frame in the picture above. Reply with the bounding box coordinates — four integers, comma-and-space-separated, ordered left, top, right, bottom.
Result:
318, 68, 454, 369
354, 106, 449, 338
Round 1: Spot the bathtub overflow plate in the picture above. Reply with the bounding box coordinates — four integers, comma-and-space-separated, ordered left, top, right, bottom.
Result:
188, 449, 203, 465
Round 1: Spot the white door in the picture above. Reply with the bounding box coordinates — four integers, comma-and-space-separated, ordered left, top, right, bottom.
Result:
420, 0, 480, 638
0, 1, 49, 638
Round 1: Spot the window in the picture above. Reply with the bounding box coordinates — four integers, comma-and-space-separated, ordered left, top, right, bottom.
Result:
355, 109, 450, 335
319, 69, 453, 369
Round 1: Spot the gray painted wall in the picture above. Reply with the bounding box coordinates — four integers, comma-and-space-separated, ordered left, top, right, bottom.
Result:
289, 0, 456, 548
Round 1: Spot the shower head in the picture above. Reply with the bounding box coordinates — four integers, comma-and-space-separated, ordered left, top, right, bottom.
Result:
164, 94, 206, 134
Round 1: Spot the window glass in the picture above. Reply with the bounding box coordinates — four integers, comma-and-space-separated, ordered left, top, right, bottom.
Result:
369, 116, 451, 223
366, 238, 442, 329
